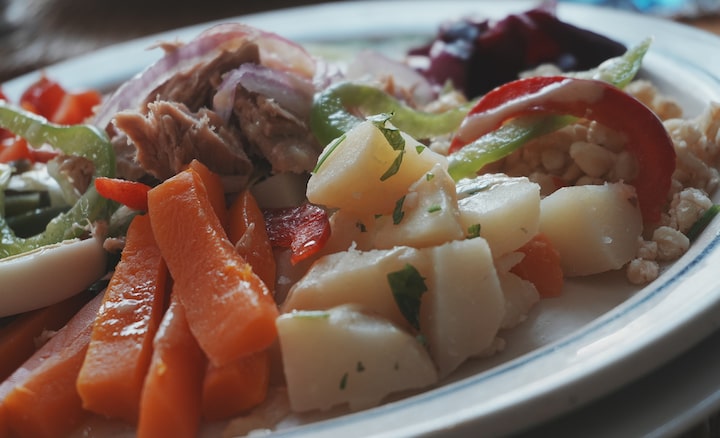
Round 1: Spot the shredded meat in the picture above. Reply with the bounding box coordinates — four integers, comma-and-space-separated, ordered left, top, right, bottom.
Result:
108, 38, 322, 184
233, 88, 322, 174
114, 101, 251, 180
144, 43, 260, 112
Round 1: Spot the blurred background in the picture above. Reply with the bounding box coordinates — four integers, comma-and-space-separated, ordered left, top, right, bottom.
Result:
0, 0, 718, 83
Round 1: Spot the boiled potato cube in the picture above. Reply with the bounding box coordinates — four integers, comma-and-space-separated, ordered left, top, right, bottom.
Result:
539, 182, 642, 276
307, 120, 446, 215
281, 246, 430, 330
419, 237, 505, 378
456, 174, 540, 257
276, 305, 438, 412
374, 164, 464, 249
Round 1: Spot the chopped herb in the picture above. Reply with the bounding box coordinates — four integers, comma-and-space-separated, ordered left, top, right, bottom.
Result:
368, 113, 406, 181
467, 223, 481, 239
456, 180, 495, 198
356, 361, 365, 372
394, 362, 400, 371
313, 134, 346, 173
374, 214, 383, 219
426, 172, 435, 181
356, 221, 367, 233
415, 145, 425, 154
392, 196, 406, 225
380, 150, 405, 181
387, 263, 428, 330
427, 205, 442, 213
339, 372, 348, 390
687, 204, 720, 241
368, 113, 405, 153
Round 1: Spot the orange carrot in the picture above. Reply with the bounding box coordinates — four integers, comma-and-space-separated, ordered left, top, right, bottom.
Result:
510, 233, 564, 298
147, 168, 279, 367
201, 349, 270, 421
0, 292, 104, 438
0, 290, 93, 382
188, 159, 229, 230
228, 190, 277, 289
137, 294, 206, 438
0, 402, 7, 438
76, 214, 168, 423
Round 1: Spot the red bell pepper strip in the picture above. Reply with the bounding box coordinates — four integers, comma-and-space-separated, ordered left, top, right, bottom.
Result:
94, 177, 152, 211
263, 203, 330, 265
20, 76, 101, 125
449, 76, 675, 223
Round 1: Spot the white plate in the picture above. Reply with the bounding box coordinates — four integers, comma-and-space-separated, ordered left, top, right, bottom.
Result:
5, 1, 720, 436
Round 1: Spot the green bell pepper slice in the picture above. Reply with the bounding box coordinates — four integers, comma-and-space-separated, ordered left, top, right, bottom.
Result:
0, 102, 116, 258
310, 82, 472, 146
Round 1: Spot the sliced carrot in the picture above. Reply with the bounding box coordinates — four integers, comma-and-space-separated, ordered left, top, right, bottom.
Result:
188, 159, 229, 230
201, 349, 270, 421
510, 233, 564, 298
76, 214, 168, 424
0, 290, 93, 382
137, 294, 206, 438
228, 190, 277, 289
147, 168, 279, 367
0, 292, 104, 438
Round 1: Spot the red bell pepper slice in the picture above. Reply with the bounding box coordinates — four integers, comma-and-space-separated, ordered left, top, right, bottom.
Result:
94, 177, 152, 211
20, 76, 101, 125
263, 203, 330, 264
450, 76, 675, 223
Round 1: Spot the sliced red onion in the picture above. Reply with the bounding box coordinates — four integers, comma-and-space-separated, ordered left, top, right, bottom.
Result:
345, 49, 437, 105
93, 23, 316, 129
213, 63, 315, 122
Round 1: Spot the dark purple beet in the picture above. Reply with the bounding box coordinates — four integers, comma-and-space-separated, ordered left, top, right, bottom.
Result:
409, 2, 626, 98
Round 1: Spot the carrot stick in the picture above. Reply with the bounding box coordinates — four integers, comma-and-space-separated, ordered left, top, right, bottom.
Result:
137, 294, 206, 438
188, 159, 229, 230
201, 350, 270, 421
0, 290, 93, 382
228, 190, 276, 289
147, 168, 279, 367
510, 233, 564, 298
0, 292, 104, 438
76, 214, 168, 423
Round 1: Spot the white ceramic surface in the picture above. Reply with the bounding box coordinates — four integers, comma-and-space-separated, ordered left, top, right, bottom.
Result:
5, 2, 720, 436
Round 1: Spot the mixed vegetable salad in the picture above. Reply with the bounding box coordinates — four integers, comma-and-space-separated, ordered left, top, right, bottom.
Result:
1, 2, 720, 437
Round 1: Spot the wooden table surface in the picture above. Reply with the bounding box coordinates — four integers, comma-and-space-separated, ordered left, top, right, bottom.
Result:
1, 1, 720, 437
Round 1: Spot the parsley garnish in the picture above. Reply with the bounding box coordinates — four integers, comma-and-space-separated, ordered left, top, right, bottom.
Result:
467, 223, 481, 239
427, 205, 441, 213
313, 134, 346, 173
368, 113, 406, 181
426, 172, 435, 181
356, 222, 367, 233
387, 263, 428, 330
356, 361, 365, 372
415, 145, 425, 154
381, 151, 405, 181
393, 196, 406, 225
339, 372, 349, 390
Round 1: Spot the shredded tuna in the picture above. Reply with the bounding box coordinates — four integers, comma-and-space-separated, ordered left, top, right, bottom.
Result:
114, 101, 251, 180
233, 88, 323, 174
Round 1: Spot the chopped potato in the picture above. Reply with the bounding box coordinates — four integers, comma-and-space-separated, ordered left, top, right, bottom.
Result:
276, 305, 438, 412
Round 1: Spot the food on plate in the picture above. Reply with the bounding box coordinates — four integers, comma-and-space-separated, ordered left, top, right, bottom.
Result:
1, 2, 720, 437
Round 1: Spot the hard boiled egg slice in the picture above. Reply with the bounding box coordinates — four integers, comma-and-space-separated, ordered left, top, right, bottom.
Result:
0, 238, 107, 317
